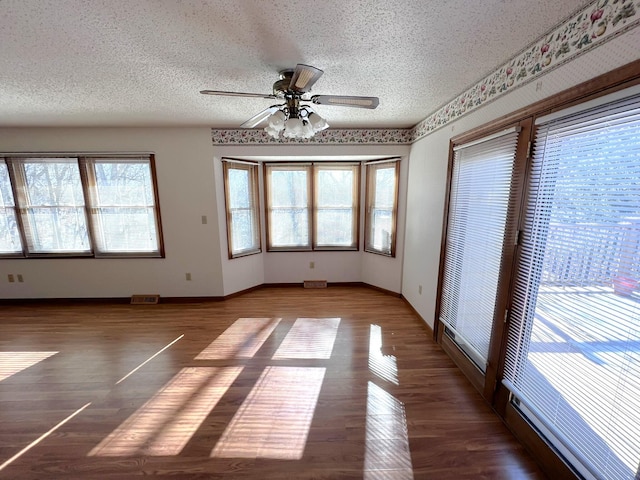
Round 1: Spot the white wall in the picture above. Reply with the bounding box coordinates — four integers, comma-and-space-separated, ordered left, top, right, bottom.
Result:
402, 28, 640, 328
0, 127, 224, 298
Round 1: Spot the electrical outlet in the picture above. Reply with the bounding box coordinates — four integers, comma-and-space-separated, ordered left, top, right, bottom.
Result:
8, 274, 15, 283
17, 274, 23, 283
418, 284, 423, 295
185, 273, 192, 281
201, 215, 208, 225
309, 261, 315, 269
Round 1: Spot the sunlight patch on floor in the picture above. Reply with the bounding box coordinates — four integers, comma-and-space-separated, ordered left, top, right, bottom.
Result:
0, 352, 58, 382
369, 324, 398, 385
89, 366, 243, 456
364, 381, 414, 479
196, 318, 281, 360
272, 318, 340, 359
0, 402, 91, 472
211, 366, 325, 460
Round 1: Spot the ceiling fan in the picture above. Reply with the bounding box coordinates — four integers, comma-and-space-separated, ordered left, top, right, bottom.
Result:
200, 64, 379, 139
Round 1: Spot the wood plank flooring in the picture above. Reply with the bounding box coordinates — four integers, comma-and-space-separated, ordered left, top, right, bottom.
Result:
0, 286, 546, 479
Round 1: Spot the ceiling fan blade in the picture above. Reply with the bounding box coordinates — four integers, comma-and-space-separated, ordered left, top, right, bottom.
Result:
288, 64, 324, 93
311, 95, 379, 109
240, 106, 280, 128
200, 90, 276, 99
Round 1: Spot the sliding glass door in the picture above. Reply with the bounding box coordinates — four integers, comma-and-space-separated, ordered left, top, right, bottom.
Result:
437, 121, 530, 398
503, 90, 640, 480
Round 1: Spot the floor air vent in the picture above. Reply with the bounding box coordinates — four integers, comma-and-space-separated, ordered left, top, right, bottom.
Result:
130, 294, 160, 305
304, 280, 328, 289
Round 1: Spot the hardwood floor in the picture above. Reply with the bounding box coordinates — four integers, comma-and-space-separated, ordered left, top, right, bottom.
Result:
0, 286, 546, 479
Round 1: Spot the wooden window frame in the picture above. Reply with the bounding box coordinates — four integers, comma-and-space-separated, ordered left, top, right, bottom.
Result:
0, 154, 164, 259
222, 159, 262, 259
364, 159, 400, 257
264, 162, 360, 252
313, 163, 360, 251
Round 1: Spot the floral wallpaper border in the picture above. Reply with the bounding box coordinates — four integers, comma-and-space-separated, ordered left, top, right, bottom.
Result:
212, 0, 639, 146
411, 0, 640, 142
211, 128, 413, 145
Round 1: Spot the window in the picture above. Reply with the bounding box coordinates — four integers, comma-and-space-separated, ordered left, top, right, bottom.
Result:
265, 163, 359, 251
83, 157, 163, 256
365, 160, 399, 256
314, 164, 359, 249
265, 164, 312, 250
222, 160, 261, 258
12, 157, 91, 255
503, 90, 640, 480
2, 155, 163, 258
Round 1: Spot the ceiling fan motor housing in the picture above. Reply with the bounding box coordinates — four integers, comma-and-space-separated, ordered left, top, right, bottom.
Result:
273, 69, 296, 97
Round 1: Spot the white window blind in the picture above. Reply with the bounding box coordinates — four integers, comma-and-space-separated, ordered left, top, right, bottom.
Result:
0, 158, 23, 255
440, 127, 520, 370
503, 92, 640, 480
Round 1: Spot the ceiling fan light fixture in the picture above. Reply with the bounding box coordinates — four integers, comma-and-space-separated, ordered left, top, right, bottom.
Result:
301, 122, 315, 139
264, 125, 280, 138
267, 110, 286, 130
308, 112, 329, 132
283, 116, 304, 138
264, 106, 328, 140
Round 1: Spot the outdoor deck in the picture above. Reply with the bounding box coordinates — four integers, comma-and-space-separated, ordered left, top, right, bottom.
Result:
520, 286, 640, 479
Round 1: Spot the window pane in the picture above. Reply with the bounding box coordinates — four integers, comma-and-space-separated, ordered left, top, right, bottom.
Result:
370, 208, 392, 253
224, 162, 260, 257
315, 166, 356, 248
94, 207, 158, 252
228, 169, 250, 209
374, 167, 395, 208
89, 159, 161, 255
316, 169, 353, 207
230, 210, 255, 251
22, 159, 90, 253
94, 162, 154, 205
26, 207, 90, 252
270, 170, 308, 208
316, 209, 353, 246
0, 160, 22, 254
271, 208, 309, 247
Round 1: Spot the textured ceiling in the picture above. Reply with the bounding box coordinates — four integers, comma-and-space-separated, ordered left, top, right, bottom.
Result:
0, 0, 590, 129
